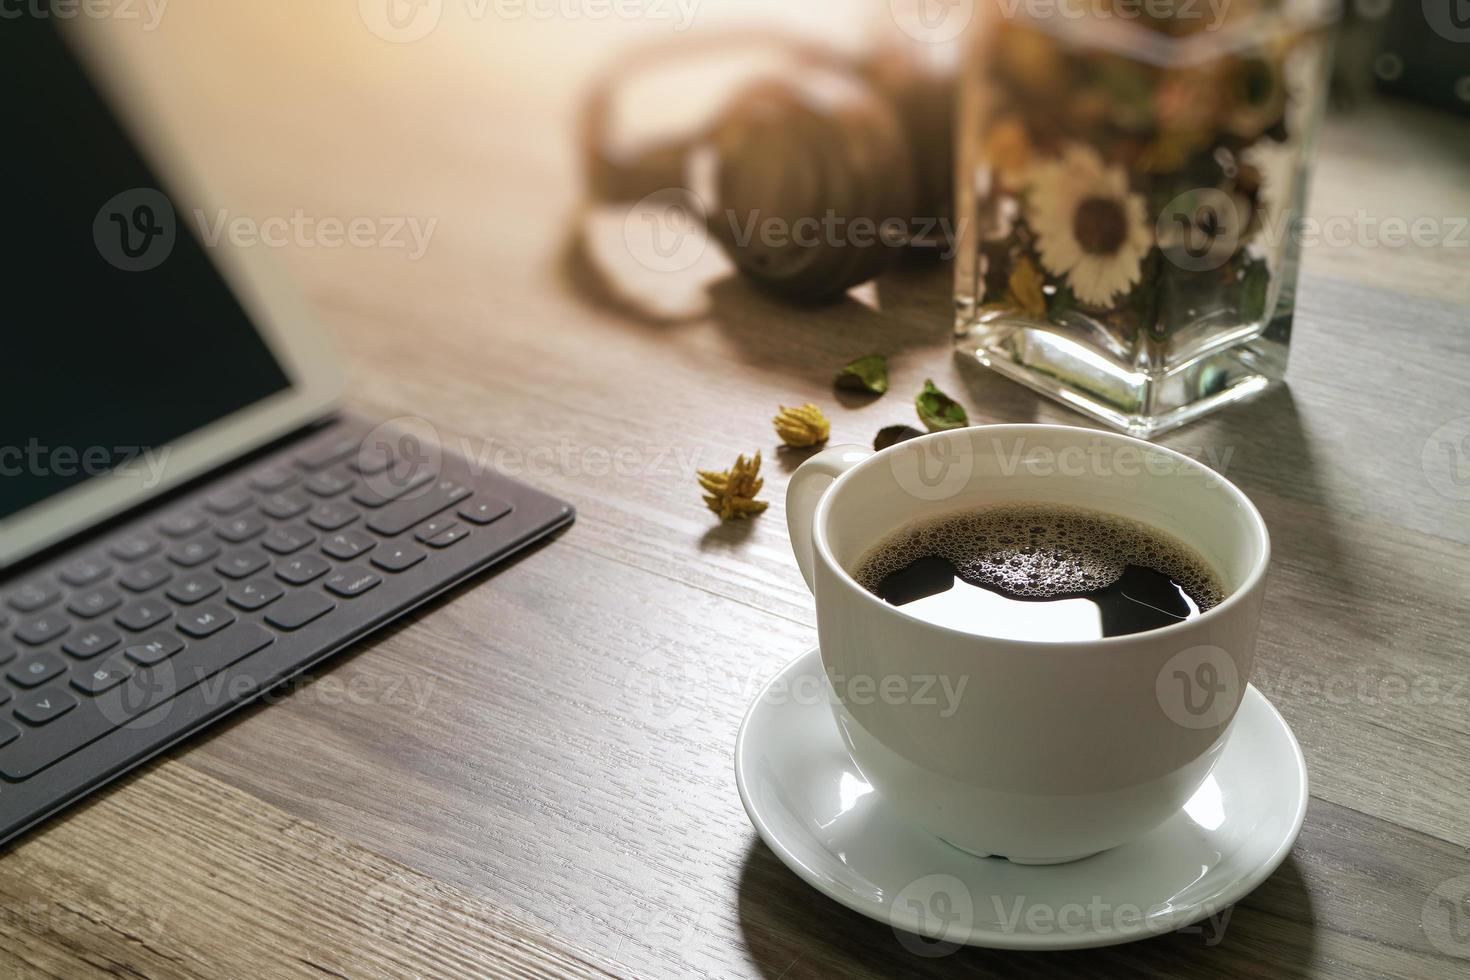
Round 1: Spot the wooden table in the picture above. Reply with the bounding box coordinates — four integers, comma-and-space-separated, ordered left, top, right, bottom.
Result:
6, 4, 1469, 977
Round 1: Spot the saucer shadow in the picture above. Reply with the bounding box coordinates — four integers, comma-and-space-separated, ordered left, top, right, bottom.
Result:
734, 841, 1317, 978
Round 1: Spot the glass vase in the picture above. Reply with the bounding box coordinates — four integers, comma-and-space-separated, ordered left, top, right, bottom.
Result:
954, 0, 1336, 437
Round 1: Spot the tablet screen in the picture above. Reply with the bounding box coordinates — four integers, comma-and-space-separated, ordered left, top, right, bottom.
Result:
0, 17, 293, 525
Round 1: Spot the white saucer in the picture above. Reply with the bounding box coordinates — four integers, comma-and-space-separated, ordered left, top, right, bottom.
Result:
735, 646, 1308, 951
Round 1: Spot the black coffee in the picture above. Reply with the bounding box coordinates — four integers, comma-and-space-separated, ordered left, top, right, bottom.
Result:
854, 504, 1224, 641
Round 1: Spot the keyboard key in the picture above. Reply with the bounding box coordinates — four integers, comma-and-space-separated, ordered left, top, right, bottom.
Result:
0, 623, 273, 780
296, 435, 360, 471
14, 687, 78, 726
14, 614, 69, 646
0, 644, 16, 666
123, 632, 184, 666
264, 592, 335, 631
9, 651, 67, 688
366, 480, 470, 536
168, 539, 221, 568
411, 516, 458, 541
67, 585, 124, 619
0, 720, 17, 749
371, 543, 426, 573
351, 468, 434, 508
459, 499, 512, 525
8, 581, 61, 613
62, 625, 122, 660
305, 470, 354, 497
157, 512, 208, 538
227, 578, 284, 611
204, 488, 252, 515
178, 604, 235, 638
260, 490, 312, 520
119, 560, 173, 592
307, 501, 360, 531
321, 529, 376, 561
276, 554, 331, 585
249, 465, 298, 493
115, 598, 173, 632
325, 568, 382, 598
425, 525, 470, 549
348, 444, 393, 475
72, 658, 134, 696
58, 557, 112, 588
167, 573, 223, 605
216, 549, 270, 580
110, 535, 160, 562
217, 514, 267, 543
262, 524, 316, 555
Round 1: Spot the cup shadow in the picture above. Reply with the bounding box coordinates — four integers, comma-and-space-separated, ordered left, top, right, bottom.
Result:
734, 839, 1318, 978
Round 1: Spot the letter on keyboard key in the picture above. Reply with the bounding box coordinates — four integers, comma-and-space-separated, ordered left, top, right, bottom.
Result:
14, 614, 69, 646
178, 604, 235, 638
0, 623, 274, 780
14, 687, 77, 726
264, 592, 335, 631
124, 631, 184, 666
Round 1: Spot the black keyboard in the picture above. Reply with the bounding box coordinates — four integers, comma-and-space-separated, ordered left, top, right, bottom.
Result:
0, 415, 573, 845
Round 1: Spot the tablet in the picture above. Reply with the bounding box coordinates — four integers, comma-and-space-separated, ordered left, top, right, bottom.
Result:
0, 18, 344, 568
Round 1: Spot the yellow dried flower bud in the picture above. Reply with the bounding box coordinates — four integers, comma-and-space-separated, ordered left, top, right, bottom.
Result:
772, 403, 831, 448
697, 452, 769, 521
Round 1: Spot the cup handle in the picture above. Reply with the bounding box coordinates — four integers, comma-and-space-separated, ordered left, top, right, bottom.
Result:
787, 445, 872, 593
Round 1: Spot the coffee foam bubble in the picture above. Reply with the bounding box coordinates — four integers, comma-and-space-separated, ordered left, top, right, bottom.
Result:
854, 503, 1224, 609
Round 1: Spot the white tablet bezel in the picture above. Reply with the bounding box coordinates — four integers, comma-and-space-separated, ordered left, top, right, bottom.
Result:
0, 25, 345, 569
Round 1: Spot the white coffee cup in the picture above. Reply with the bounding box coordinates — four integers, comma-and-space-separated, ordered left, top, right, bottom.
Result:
785, 424, 1270, 864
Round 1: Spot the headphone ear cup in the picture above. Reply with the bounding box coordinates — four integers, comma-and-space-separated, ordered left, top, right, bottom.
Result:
579, 33, 850, 206
705, 67, 916, 301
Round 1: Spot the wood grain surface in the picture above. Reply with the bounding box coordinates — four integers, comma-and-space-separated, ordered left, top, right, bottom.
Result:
5, 3, 1469, 977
